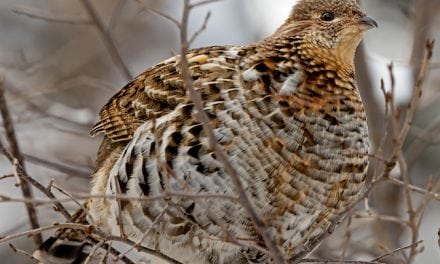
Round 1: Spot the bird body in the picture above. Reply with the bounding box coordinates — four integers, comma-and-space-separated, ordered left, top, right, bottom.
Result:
34, 0, 376, 263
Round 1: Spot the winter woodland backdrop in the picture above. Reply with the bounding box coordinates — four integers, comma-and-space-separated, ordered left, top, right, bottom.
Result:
0, 0, 439, 263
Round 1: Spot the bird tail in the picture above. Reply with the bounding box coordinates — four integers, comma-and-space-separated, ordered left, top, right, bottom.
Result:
33, 207, 94, 264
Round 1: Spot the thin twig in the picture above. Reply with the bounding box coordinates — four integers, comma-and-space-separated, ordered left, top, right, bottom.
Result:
0, 174, 14, 180
134, 0, 180, 27
0, 223, 93, 244
108, 0, 126, 30
104, 235, 183, 264
0, 141, 72, 221
49, 182, 85, 210
86, 239, 136, 264
339, 217, 352, 262
12, 159, 22, 187
116, 205, 169, 260
12, 5, 91, 24
84, 240, 105, 264
370, 240, 423, 262
178, 0, 285, 262
8, 243, 39, 263
353, 213, 409, 226
398, 40, 434, 143
79, 0, 132, 81
190, 0, 223, 8
189, 11, 211, 45
23, 153, 91, 178
0, 191, 239, 205
99, 241, 111, 264
388, 177, 440, 201
0, 75, 42, 245
398, 40, 434, 263
300, 259, 382, 264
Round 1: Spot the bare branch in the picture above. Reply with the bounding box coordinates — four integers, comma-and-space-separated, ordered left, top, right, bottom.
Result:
0, 223, 93, 244
0, 141, 72, 221
79, 0, 132, 81
108, 0, 126, 30
353, 213, 409, 226
190, 0, 223, 8
0, 174, 14, 181
370, 240, 423, 262
0, 75, 41, 245
178, 0, 285, 262
12, 5, 91, 24
8, 244, 39, 263
300, 259, 382, 264
388, 176, 440, 201
134, 0, 180, 27
116, 205, 169, 260
83, 240, 104, 264
105, 236, 183, 264
23, 153, 91, 178
189, 11, 211, 45
399, 40, 434, 142
0, 191, 239, 206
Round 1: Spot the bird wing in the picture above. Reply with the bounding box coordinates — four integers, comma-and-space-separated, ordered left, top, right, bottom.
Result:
90, 45, 241, 143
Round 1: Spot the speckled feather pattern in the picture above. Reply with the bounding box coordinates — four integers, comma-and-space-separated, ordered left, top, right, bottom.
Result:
85, 0, 372, 263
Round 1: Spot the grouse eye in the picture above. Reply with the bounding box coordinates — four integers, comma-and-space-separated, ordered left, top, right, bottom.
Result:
321, 12, 335, 21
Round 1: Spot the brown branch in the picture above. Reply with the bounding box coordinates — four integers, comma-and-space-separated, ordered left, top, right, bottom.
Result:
108, 0, 126, 30
116, 205, 169, 260
370, 240, 423, 262
190, 0, 223, 8
0, 223, 93, 244
83, 240, 104, 264
0, 76, 42, 245
0, 174, 14, 180
0, 141, 72, 221
189, 11, 211, 45
134, 0, 180, 27
0, 191, 239, 205
8, 244, 39, 263
398, 40, 434, 143
48, 182, 85, 210
300, 259, 382, 264
101, 243, 137, 264
339, 216, 352, 262
12, 5, 91, 24
388, 176, 440, 201
23, 153, 91, 178
79, 0, 132, 81
353, 212, 409, 226
103, 235, 183, 264
397, 41, 434, 264
178, 0, 285, 262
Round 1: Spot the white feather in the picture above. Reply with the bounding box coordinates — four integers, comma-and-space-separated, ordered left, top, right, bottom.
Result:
280, 71, 305, 96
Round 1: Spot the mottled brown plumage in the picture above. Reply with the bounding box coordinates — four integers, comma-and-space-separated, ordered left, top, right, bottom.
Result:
34, 0, 376, 263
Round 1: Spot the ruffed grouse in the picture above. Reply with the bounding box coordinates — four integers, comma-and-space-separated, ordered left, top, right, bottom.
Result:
34, 0, 377, 263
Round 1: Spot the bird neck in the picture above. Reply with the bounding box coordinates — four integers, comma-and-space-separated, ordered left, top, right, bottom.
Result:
258, 35, 356, 83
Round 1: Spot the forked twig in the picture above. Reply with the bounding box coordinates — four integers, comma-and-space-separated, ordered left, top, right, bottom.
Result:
0, 141, 72, 221
178, 0, 285, 262
79, 0, 132, 81
370, 240, 423, 262
8, 244, 39, 263
12, 5, 91, 24
0, 223, 93, 244
0, 76, 42, 245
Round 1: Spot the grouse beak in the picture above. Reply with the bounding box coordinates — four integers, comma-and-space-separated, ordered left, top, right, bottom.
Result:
358, 16, 378, 30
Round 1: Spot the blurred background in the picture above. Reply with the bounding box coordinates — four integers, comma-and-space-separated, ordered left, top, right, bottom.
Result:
0, 0, 439, 263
